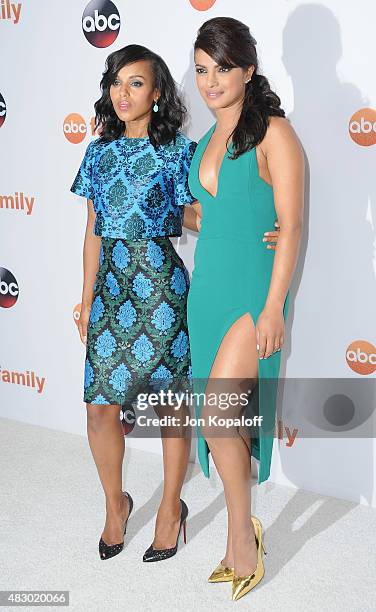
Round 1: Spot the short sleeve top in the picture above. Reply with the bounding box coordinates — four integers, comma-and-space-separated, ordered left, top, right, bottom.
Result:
70, 131, 198, 239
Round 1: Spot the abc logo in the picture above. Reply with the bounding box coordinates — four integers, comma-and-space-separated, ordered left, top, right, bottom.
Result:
346, 340, 376, 375
0, 92, 6, 128
0, 268, 19, 308
82, 0, 120, 48
349, 108, 376, 146
121, 406, 136, 436
73, 303, 82, 326
63, 113, 87, 144
189, 0, 217, 9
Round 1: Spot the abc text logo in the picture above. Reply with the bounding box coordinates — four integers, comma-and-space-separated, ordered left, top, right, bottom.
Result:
63, 113, 87, 144
0, 92, 6, 128
82, 0, 120, 48
189, 0, 217, 9
0, 268, 19, 308
346, 340, 376, 375
121, 406, 136, 436
349, 108, 376, 146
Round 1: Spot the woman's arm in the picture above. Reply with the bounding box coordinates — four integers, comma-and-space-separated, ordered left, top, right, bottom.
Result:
183, 200, 202, 232
77, 199, 101, 344
257, 117, 304, 358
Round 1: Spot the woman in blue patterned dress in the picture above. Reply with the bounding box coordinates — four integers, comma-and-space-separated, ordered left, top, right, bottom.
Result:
70, 45, 200, 561
70, 44, 280, 563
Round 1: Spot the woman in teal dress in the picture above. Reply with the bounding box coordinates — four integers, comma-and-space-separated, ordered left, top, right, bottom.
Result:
186, 18, 304, 601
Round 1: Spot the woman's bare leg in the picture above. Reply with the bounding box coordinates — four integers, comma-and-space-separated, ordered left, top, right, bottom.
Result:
202, 313, 259, 577
86, 403, 130, 544
152, 402, 191, 548
152, 436, 191, 548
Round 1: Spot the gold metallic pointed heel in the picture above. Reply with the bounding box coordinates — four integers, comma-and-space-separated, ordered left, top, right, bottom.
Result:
232, 519, 266, 601
251, 515, 267, 555
208, 515, 265, 583
208, 562, 234, 583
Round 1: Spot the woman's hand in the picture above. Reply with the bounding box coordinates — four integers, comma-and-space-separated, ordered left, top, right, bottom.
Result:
78, 303, 91, 345
263, 220, 280, 249
183, 201, 202, 232
256, 304, 285, 359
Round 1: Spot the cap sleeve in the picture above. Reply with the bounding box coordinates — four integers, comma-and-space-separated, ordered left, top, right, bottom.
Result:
173, 140, 197, 206
70, 140, 96, 200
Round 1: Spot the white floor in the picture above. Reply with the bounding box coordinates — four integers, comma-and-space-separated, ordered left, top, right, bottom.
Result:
1, 417, 375, 612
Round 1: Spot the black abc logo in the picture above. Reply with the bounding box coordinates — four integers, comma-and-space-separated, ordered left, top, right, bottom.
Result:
120, 405, 136, 436
0, 92, 6, 128
82, 0, 120, 48
0, 268, 19, 308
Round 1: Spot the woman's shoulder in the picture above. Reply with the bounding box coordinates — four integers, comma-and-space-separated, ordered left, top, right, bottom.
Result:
171, 131, 197, 151
264, 116, 298, 143
158, 132, 197, 164
260, 116, 302, 156
83, 135, 108, 157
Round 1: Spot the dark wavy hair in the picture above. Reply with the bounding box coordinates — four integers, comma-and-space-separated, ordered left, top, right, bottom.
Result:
93, 44, 187, 147
194, 17, 285, 159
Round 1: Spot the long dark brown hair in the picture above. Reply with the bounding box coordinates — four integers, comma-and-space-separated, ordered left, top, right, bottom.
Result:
94, 44, 187, 146
194, 17, 285, 158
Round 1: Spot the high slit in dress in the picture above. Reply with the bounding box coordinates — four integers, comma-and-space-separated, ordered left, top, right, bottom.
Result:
186, 123, 290, 484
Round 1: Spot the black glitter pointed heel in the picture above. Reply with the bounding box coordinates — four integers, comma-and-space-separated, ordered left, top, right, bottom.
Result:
99, 491, 133, 560
142, 499, 188, 562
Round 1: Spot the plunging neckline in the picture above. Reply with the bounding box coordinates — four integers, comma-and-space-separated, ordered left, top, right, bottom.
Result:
198, 123, 232, 200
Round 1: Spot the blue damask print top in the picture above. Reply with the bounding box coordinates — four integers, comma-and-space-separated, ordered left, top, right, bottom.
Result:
70, 132, 198, 239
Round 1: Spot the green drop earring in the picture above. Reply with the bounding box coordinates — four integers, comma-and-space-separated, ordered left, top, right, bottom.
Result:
153, 100, 159, 113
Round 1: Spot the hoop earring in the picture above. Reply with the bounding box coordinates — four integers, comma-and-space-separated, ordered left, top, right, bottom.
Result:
153, 101, 159, 112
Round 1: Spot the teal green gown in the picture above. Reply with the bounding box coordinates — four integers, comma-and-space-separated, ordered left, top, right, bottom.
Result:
186, 123, 290, 484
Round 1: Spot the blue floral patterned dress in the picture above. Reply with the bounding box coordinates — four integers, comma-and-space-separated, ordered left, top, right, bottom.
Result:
70, 132, 197, 405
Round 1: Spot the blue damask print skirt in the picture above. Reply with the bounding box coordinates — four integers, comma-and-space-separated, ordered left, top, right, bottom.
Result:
83, 237, 192, 405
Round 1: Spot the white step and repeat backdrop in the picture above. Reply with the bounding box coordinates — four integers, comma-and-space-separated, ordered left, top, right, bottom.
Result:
1, 1, 375, 506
